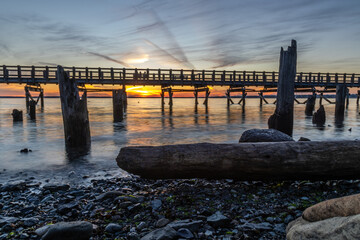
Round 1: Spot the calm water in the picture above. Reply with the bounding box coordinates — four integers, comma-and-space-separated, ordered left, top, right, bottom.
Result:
0, 97, 360, 172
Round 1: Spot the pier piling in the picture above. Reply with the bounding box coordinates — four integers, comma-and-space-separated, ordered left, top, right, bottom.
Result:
58, 65, 91, 149
268, 40, 297, 136
29, 100, 36, 120
112, 89, 124, 122
335, 85, 347, 126
305, 93, 316, 116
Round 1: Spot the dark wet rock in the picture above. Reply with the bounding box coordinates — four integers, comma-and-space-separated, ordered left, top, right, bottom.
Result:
136, 222, 146, 231
177, 228, 194, 239
36, 221, 93, 240
312, 105, 326, 126
0, 180, 26, 192
20, 148, 32, 153
105, 223, 122, 233
140, 226, 178, 240
239, 129, 294, 142
22, 217, 39, 227
96, 190, 123, 201
168, 219, 202, 232
298, 137, 311, 141
151, 199, 162, 211
156, 218, 170, 228
207, 211, 231, 228
239, 222, 273, 231
0, 216, 19, 227
42, 183, 70, 192
57, 202, 78, 215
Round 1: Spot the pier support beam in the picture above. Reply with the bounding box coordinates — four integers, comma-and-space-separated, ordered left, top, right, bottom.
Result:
226, 90, 233, 107
268, 40, 297, 136
335, 85, 347, 126
203, 88, 210, 106
112, 89, 124, 122
29, 100, 36, 120
305, 93, 316, 116
122, 86, 127, 112
194, 89, 198, 105
161, 89, 165, 107
58, 66, 91, 149
168, 88, 173, 106
357, 90, 360, 105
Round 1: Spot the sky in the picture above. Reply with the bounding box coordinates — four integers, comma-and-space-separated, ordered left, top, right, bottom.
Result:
1, 0, 360, 96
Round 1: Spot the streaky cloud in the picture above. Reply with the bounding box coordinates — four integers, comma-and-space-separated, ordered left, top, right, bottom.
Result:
87, 52, 132, 68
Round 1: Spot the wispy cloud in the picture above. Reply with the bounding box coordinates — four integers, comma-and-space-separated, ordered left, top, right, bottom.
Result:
87, 52, 132, 67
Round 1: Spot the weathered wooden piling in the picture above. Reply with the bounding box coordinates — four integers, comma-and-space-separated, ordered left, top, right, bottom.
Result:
203, 88, 210, 105
194, 89, 198, 105
25, 87, 30, 111
29, 100, 36, 120
346, 88, 350, 109
40, 89, 44, 109
305, 93, 316, 116
12, 109, 23, 122
226, 90, 233, 107
112, 90, 124, 122
57, 65, 91, 149
335, 85, 347, 126
122, 87, 127, 112
168, 88, 173, 106
357, 90, 360, 105
268, 40, 297, 136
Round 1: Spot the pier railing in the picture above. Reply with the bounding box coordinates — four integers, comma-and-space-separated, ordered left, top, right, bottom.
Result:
1, 65, 360, 87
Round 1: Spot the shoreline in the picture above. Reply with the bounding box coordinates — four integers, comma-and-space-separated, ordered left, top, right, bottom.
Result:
1, 168, 359, 239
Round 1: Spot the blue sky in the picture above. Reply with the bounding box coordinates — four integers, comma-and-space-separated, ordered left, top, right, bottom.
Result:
1, 0, 360, 73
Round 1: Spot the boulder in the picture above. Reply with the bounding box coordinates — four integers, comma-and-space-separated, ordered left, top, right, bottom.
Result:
303, 193, 360, 222
312, 105, 326, 126
286, 215, 360, 240
36, 221, 93, 240
207, 211, 231, 228
168, 219, 202, 232
140, 226, 178, 240
239, 129, 294, 143
105, 223, 122, 233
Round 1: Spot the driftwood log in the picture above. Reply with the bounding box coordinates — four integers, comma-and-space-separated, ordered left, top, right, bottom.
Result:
117, 141, 360, 180
58, 66, 91, 149
268, 40, 297, 136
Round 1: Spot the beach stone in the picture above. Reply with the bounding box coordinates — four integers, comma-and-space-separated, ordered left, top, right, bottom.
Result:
0, 180, 26, 192
105, 223, 122, 233
286, 215, 360, 240
43, 183, 70, 192
96, 191, 123, 201
239, 129, 294, 143
151, 199, 162, 211
156, 218, 170, 228
140, 226, 178, 240
0, 216, 19, 227
22, 217, 39, 227
37, 221, 93, 240
207, 211, 231, 228
298, 137, 311, 141
303, 193, 360, 222
57, 202, 78, 215
168, 219, 202, 232
177, 228, 194, 239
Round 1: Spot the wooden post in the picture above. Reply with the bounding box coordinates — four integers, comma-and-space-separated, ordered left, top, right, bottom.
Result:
161, 89, 165, 107
335, 85, 347, 126
168, 88, 173, 106
29, 100, 36, 120
194, 89, 198, 105
40, 89, 44, 109
57, 66, 91, 149
122, 86, 127, 112
346, 88, 350, 109
25, 87, 30, 112
357, 90, 360, 105
319, 92, 323, 105
203, 88, 210, 105
268, 40, 297, 136
259, 92, 263, 106
112, 90, 123, 122
12, 109, 23, 122
305, 93, 316, 116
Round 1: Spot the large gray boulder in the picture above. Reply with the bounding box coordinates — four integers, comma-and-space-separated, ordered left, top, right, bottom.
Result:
36, 221, 93, 240
141, 226, 178, 240
239, 129, 294, 143
286, 215, 360, 240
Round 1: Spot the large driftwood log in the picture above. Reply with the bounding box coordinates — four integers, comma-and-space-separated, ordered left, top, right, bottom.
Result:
117, 141, 360, 180
58, 66, 91, 149
268, 40, 297, 136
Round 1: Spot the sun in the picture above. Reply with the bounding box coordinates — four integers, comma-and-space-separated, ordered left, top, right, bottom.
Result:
126, 54, 149, 64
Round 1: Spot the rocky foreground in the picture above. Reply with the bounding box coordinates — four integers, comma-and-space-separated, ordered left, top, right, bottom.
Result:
0, 173, 359, 240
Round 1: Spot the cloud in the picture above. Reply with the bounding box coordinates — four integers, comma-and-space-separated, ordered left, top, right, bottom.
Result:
87, 52, 132, 67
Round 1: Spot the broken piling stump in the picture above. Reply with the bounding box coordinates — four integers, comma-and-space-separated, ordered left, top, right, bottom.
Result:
112, 90, 124, 122
312, 105, 326, 126
268, 40, 297, 136
305, 93, 316, 116
29, 100, 36, 120
12, 109, 23, 122
58, 65, 91, 149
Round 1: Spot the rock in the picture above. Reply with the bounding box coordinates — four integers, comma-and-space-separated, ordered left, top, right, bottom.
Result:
298, 137, 311, 141
286, 215, 360, 240
168, 219, 202, 232
20, 148, 32, 153
239, 129, 294, 143
303, 193, 360, 222
312, 105, 326, 126
239, 222, 273, 231
36, 221, 93, 240
140, 226, 178, 240
43, 183, 70, 192
151, 199, 162, 211
156, 218, 170, 228
177, 228, 194, 239
136, 222, 146, 231
105, 223, 122, 233
96, 191, 123, 201
207, 211, 231, 228
12, 109, 23, 121
0, 181, 26, 192
22, 217, 39, 227
57, 202, 78, 215
0, 216, 19, 227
